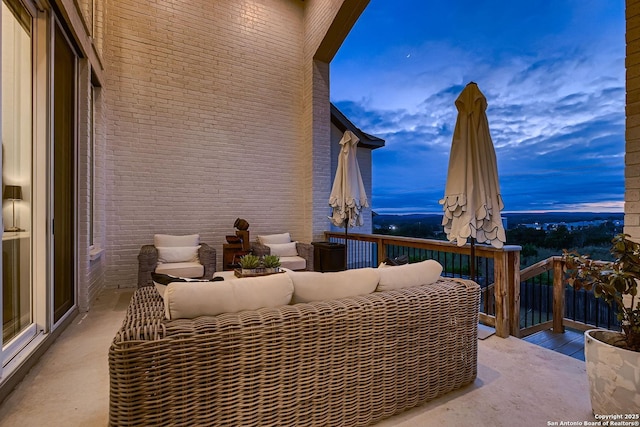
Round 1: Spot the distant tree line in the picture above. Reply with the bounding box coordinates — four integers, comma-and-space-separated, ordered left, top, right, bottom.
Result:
374, 217, 623, 266
506, 221, 621, 250
375, 221, 443, 239
508, 221, 623, 265
376, 219, 622, 247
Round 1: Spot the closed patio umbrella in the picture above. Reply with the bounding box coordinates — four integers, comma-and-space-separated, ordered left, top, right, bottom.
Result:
439, 82, 506, 280
329, 130, 369, 266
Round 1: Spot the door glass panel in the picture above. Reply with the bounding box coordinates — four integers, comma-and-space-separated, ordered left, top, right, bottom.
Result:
2, 0, 33, 343
52, 23, 75, 323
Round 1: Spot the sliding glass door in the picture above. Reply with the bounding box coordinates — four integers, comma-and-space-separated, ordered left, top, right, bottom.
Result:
1, 0, 35, 357
0, 0, 78, 379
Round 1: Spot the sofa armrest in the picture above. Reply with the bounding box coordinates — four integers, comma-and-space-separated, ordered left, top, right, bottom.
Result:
138, 245, 159, 288
295, 242, 314, 271
199, 243, 217, 279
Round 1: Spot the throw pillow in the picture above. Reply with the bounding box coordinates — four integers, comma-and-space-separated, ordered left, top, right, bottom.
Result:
376, 259, 443, 291
156, 245, 200, 263
257, 233, 292, 245
288, 268, 379, 303
163, 273, 294, 319
265, 242, 298, 257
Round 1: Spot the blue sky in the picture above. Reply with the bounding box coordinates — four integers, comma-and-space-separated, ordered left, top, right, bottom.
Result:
330, 0, 625, 214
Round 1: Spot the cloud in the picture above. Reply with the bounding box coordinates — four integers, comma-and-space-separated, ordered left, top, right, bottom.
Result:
331, 1, 624, 213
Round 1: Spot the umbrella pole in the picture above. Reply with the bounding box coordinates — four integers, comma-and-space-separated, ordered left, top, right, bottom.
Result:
344, 223, 348, 270
470, 238, 476, 282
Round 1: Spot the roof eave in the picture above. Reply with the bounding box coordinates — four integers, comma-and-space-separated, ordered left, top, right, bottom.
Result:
330, 103, 385, 150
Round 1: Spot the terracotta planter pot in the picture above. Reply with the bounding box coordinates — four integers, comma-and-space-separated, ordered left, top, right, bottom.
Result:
584, 329, 640, 415
234, 218, 250, 230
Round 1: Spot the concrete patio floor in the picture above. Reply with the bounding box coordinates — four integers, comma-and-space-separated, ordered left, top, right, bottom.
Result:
0, 288, 594, 427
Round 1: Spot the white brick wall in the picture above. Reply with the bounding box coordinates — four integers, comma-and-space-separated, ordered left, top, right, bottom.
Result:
103, 0, 319, 287
77, 56, 107, 310
51, 0, 367, 290
309, 60, 332, 241
77, 59, 91, 311
89, 81, 108, 304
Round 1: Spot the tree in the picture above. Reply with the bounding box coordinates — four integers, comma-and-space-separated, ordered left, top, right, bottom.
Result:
506, 226, 546, 247
545, 225, 574, 249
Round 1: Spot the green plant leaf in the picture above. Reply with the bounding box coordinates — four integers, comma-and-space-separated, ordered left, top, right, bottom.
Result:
562, 233, 640, 350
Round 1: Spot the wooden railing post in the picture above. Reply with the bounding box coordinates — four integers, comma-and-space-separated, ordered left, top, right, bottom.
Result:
508, 249, 521, 338
377, 237, 386, 266
553, 257, 565, 333
493, 251, 509, 338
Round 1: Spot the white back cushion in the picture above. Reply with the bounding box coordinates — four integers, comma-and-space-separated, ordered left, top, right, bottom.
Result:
266, 242, 298, 257
163, 273, 294, 319
376, 259, 443, 291
288, 268, 379, 304
257, 233, 291, 245
154, 234, 200, 247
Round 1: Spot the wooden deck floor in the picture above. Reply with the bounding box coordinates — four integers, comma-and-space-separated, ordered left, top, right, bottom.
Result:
522, 328, 585, 361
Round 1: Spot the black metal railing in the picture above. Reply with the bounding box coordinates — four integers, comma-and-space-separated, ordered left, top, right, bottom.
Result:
565, 287, 620, 331
520, 269, 554, 329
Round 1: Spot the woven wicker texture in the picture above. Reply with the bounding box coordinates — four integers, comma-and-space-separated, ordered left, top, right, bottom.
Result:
110, 278, 479, 426
137, 243, 217, 288
251, 242, 314, 271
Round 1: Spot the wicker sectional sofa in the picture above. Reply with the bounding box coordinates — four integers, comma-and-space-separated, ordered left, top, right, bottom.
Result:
109, 269, 480, 426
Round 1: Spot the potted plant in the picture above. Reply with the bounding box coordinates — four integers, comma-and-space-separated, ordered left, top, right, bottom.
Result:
262, 254, 281, 274
238, 254, 261, 276
563, 233, 640, 415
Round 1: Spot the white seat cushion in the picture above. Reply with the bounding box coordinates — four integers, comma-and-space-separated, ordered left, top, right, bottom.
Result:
155, 262, 204, 278
376, 259, 443, 291
280, 256, 306, 271
163, 273, 294, 319
287, 268, 379, 303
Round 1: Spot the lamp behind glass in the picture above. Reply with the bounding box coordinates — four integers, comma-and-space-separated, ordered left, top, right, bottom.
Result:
3, 185, 24, 232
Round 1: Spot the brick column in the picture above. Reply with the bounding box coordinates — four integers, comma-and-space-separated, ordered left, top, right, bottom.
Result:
626, 0, 640, 237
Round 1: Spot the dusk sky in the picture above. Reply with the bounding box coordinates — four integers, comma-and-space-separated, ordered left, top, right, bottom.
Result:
330, 1, 625, 214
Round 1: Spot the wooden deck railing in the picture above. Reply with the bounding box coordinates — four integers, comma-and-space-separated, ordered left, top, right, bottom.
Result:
323, 232, 522, 339
517, 257, 563, 337
323, 232, 619, 339
518, 256, 619, 337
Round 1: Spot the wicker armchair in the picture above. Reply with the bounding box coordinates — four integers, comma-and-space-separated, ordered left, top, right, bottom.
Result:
138, 242, 216, 288
251, 241, 313, 271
